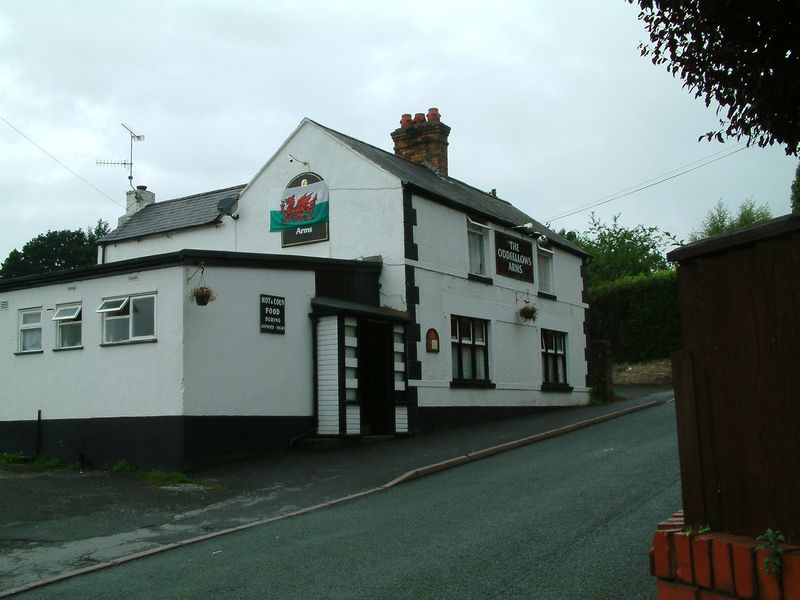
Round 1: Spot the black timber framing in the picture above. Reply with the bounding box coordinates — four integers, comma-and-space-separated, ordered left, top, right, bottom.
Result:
402, 187, 422, 433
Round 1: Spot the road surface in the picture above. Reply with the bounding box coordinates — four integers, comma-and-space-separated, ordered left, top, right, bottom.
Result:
16, 402, 680, 599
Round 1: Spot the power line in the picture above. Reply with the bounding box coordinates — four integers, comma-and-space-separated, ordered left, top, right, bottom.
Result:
546, 144, 748, 222
0, 115, 123, 208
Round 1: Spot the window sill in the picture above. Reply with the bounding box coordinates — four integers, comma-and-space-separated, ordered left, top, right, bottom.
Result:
537, 291, 557, 301
14, 350, 43, 356
467, 273, 494, 285
541, 382, 573, 393
100, 338, 157, 348
450, 380, 496, 389
53, 346, 83, 352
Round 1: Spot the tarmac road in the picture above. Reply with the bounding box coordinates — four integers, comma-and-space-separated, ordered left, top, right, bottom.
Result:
0, 388, 671, 593
13, 401, 681, 599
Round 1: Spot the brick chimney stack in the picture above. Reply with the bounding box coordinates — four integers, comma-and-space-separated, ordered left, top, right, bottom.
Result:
390, 107, 451, 176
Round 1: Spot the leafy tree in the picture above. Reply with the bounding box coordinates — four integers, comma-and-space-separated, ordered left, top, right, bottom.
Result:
0, 220, 109, 279
629, 1, 800, 155
562, 213, 679, 289
792, 162, 800, 212
689, 198, 772, 241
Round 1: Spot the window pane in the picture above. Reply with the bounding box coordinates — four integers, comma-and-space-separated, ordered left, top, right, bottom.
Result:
556, 357, 565, 383
21, 328, 42, 351
105, 317, 129, 343
542, 330, 554, 351
461, 346, 473, 379
556, 334, 565, 353
459, 318, 472, 342
451, 345, 460, 379
451, 317, 458, 340
22, 311, 41, 325
474, 347, 486, 379
538, 252, 553, 293
546, 355, 557, 383
344, 346, 357, 359
468, 229, 485, 274
59, 322, 82, 348
53, 305, 81, 321
473, 321, 485, 344
131, 296, 155, 337
97, 297, 129, 313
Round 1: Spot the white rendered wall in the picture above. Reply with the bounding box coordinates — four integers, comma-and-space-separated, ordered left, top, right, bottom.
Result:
103, 120, 408, 310
0, 268, 185, 421
236, 121, 406, 309
102, 222, 236, 263
410, 194, 589, 408
181, 266, 317, 417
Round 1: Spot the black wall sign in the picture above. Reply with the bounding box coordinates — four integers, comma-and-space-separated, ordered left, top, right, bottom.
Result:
260, 294, 286, 334
494, 231, 534, 282
282, 222, 329, 247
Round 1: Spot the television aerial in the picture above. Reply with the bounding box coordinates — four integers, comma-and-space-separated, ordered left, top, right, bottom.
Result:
96, 123, 145, 189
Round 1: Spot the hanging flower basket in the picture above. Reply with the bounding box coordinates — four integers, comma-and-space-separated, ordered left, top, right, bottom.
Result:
190, 286, 216, 306
519, 302, 538, 323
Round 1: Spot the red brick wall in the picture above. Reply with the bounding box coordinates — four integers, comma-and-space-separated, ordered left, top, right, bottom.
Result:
651, 511, 800, 599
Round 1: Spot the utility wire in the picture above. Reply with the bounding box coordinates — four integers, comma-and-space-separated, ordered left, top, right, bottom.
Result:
546, 144, 747, 222
0, 115, 123, 208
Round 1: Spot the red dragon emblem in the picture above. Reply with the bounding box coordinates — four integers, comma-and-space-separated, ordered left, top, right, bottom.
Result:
280, 192, 317, 223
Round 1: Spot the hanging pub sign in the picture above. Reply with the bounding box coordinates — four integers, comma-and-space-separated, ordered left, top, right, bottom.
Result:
494, 231, 534, 282
260, 294, 286, 334
270, 172, 330, 247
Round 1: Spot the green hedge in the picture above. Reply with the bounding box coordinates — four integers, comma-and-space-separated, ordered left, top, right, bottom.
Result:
588, 269, 681, 363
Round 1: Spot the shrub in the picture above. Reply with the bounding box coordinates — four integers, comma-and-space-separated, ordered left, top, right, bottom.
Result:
589, 269, 681, 363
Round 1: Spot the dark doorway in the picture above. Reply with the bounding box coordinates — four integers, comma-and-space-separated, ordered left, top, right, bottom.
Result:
359, 318, 394, 435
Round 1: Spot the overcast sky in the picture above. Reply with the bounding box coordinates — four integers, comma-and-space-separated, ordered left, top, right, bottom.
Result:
1, 0, 797, 262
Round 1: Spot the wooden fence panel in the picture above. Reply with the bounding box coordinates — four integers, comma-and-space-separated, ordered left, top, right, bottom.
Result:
672, 228, 800, 543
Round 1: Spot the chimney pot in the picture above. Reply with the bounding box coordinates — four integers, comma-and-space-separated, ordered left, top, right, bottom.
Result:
390, 107, 451, 177
136, 185, 148, 191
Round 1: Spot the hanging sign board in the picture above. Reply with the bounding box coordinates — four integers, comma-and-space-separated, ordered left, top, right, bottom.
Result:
260, 294, 285, 334
270, 173, 330, 247
494, 231, 534, 282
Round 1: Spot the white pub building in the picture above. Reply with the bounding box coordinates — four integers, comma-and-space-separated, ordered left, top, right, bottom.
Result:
0, 109, 590, 469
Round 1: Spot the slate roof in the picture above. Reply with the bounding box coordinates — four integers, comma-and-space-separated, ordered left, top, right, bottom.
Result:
100, 185, 245, 243
100, 120, 584, 256
311, 120, 585, 256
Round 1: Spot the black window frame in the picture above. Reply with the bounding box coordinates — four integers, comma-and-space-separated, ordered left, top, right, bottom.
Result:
541, 328, 570, 390
450, 315, 493, 388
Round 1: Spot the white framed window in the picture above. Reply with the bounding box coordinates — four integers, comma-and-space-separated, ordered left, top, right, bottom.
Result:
467, 218, 489, 276
541, 329, 567, 385
537, 248, 554, 294
451, 315, 489, 382
18, 308, 43, 352
53, 303, 82, 349
97, 294, 156, 344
